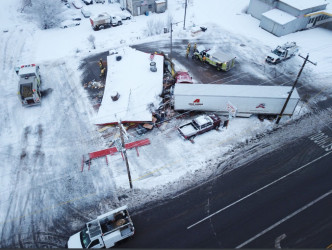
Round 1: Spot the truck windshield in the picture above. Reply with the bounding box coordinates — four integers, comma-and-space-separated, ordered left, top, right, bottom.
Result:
192, 120, 200, 130
272, 49, 282, 56
80, 229, 91, 248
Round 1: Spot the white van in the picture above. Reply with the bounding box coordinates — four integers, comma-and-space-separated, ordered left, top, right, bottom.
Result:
81, 8, 91, 18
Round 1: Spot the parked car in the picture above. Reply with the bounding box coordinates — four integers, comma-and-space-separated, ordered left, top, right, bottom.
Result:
81, 8, 91, 18
115, 11, 132, 20
95, 0, 105, 3
72, 0, 83, 9
72, 16, 82, 21
82, 0, 93, 4
60, 20, 80, 28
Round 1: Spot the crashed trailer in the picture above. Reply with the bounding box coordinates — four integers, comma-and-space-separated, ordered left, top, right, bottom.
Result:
173, 84, 300, 118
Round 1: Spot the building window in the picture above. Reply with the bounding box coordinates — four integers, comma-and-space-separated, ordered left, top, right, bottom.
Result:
148, 4, 152, 9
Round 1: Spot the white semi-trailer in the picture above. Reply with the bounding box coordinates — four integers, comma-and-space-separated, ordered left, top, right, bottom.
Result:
173, 84, 300, 118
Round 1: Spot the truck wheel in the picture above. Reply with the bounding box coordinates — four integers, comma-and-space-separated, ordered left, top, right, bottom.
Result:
118, 21, 122, 25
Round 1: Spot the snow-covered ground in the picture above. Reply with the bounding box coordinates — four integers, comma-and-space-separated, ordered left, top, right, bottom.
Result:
1, 0, 332, 247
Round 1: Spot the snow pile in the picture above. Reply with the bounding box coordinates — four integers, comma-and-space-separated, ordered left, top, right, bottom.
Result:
1, 0, 332, 247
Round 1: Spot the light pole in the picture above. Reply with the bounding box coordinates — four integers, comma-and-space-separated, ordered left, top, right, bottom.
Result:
183, 0, 188, 30
170, 21, 183, 61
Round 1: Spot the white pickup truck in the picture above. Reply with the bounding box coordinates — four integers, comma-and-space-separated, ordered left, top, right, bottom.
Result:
90, 12, 122, 30
67, 205, 134, 248
178, 114, 222, 140
266, 42, 298, 64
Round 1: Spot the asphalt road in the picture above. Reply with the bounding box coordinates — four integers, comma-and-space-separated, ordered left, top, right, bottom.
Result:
119, 125, 332, 248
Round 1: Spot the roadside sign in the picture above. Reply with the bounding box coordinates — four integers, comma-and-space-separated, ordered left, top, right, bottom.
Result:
227, 101, 237, 118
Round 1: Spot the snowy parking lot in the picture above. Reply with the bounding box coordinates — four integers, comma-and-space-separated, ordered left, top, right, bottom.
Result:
1, 0, 332, 247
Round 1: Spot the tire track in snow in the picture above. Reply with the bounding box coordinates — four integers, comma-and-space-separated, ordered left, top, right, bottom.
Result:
0, 126, 31, 245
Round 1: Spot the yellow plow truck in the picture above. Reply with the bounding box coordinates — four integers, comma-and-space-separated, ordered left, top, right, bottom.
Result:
192, 46, 236, 72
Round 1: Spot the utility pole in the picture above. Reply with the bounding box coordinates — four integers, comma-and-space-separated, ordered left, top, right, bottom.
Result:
183, 0, 188, 30
170, 21, 183, 61
118, 122, 133, 189
276, 54, 317, 124
170, 22, 173, 60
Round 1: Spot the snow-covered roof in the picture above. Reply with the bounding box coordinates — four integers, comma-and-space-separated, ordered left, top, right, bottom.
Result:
280, 0, 327, 11
174, 84, 300, 99
94, 47, 163, 125
155, 0, 166, 4
262, 9, 296, 25
19, 64, 37, 75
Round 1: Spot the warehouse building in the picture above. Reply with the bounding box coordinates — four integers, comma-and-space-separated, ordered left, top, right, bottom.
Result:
247, 0, 331, 36
120, 0, 167, 16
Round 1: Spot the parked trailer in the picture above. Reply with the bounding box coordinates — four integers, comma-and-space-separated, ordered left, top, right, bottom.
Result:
173, 84, 300, 117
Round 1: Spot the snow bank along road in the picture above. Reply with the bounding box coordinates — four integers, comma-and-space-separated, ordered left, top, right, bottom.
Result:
118, 115, 332, 248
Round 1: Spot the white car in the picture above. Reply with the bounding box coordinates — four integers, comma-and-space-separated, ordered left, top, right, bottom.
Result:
72, 0, 83, 9
81, 8, 91, 18
60, 20, 80, 28
82, 0, 93, 4
115, 11, 132, 20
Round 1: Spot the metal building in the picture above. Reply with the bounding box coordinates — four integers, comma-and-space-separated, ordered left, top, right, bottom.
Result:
247, 0, 331, 36
125, 0, 167, 16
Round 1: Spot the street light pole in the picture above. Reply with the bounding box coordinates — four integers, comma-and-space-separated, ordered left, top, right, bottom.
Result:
170, 21, 183, 61
183, 0, 188, 30
276, 54, 317, 124
170, 22, 173, 60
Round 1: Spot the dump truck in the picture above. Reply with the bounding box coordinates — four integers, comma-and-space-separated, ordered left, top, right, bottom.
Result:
178, 114, 222, 140
67, 205, 134, 248
266, 42, 299, 64
15, 64, 42, 107
90, 12, 122, 30
192, 46, 236, 71
173, 84, 300, 118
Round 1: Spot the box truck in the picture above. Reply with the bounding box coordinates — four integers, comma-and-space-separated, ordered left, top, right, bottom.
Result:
173, 84, 300, 118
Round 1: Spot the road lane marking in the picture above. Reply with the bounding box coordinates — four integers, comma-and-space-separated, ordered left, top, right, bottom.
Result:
309, 131, 332, 152
274, 234, 286, 248
187, 151, 332, 230
236, 190, 332, 248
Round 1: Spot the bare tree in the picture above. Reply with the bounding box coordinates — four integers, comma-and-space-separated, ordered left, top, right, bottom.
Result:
88, 35, 96, 49
146, 17, 165, 36
20, 0, 32, 13
27, 0, 65, 29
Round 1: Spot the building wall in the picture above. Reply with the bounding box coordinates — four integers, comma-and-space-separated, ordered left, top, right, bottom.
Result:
247, 0, 276, 20
248, 0, 329, 36
127, 0, 167, 16
260, 16, 308, 36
